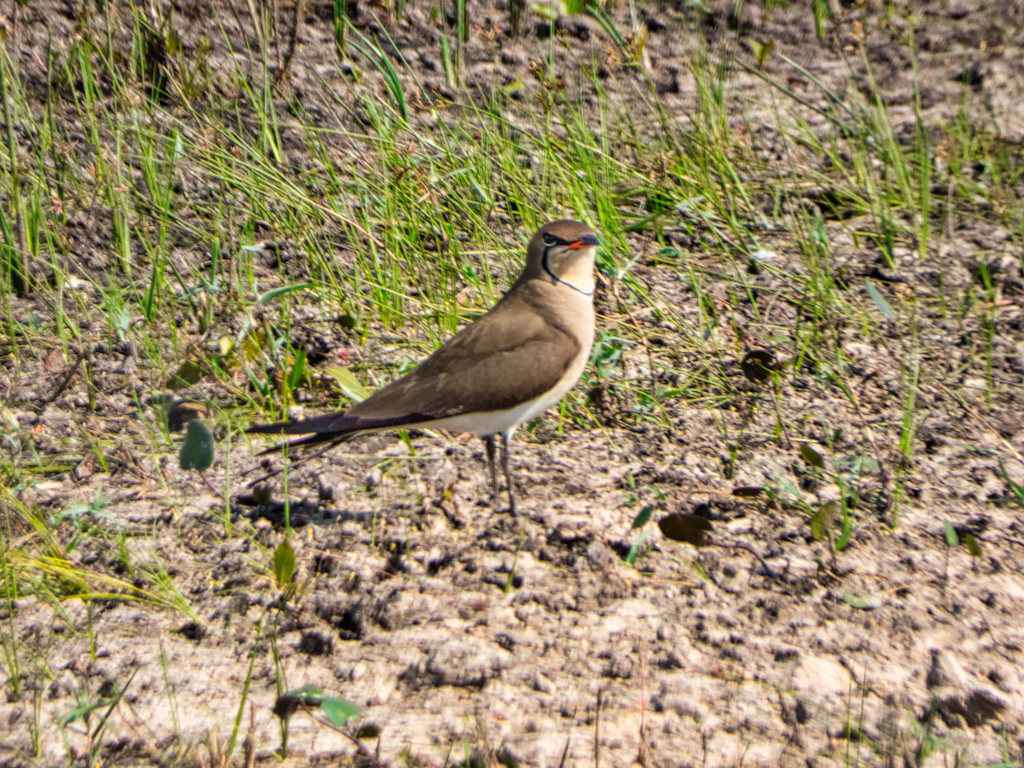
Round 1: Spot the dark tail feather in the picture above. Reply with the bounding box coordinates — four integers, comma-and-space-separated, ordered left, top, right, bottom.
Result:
247, 411, 434, 455
246, 411, 364, 436
254, 431, 349, 456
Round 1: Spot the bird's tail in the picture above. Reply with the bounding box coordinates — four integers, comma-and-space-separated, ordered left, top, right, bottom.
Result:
246, 411, 431, 455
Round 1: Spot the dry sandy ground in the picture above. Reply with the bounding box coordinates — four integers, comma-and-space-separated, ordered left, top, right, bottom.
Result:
2, 0, 1024, 766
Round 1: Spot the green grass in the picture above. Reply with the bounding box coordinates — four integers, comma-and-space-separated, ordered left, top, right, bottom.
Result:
2, 1, 1023, 765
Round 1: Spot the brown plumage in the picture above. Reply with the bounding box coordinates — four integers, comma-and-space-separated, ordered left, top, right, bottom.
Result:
248, 220, 600, 512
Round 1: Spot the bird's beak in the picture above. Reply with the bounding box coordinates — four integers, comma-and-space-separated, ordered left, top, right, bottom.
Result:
567, 234, 600, 249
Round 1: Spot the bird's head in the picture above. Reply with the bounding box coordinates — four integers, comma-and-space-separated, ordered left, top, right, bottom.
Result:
527, 220, 600, 296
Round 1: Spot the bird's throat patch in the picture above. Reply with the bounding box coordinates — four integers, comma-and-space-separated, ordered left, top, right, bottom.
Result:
545, 248, 596, 296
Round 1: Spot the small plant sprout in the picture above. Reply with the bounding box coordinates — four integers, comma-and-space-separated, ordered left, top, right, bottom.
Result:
272, 684, 363, 758
624, 504, 655, 567
178, 418, 218, 495
810, 500, 840, 572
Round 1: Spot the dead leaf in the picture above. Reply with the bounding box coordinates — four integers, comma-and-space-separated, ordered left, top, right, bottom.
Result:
43, 348, 66, 374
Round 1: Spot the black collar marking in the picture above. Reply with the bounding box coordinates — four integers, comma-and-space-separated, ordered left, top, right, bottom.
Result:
542, 247, 594, 297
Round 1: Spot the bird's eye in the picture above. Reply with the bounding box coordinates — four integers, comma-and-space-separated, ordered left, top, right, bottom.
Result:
542, 233, 559, 247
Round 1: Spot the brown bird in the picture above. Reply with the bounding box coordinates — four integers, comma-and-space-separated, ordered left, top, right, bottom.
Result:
248, 220, 600, 513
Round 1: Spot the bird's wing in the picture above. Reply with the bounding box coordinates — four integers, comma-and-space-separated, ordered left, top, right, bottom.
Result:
247, 297, 582, 447
349, 301, 581, 420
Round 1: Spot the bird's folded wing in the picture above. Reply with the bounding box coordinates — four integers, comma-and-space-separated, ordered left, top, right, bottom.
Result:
348, 308, 581, 421
246, 303, 582, 447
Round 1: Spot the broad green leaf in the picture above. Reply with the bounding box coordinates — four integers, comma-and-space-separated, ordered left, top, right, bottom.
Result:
630, 504, 654, 529
179, 420, 214, 471
810, 501, 839, 541
288, 347, 307, 390
944, 519, 959, 548
0, 407, 18, 431
841, 589, 876, 609
964, 533, 982, 557
326, 365, 372, 402
242, 330, 268, 360
752, 39, 774, 68
866, 280, 895, 320
501, 75, 525, 96
321, 697, 360, 727
167, 359, 206, 390
529, 0, 563, 20
847, 455, 880, 473
800, 442, 825, 469
274, 538, 296, 587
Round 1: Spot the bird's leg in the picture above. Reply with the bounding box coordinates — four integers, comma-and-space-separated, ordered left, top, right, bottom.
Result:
484, 435, 499, 505
501, 432, 517, 516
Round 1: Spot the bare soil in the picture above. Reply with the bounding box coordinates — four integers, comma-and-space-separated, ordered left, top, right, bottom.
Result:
2, 1, 1024, 766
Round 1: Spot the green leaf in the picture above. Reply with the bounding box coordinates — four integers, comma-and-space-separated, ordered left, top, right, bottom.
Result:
630, 504, 654, 529
964, 533, 982, 557
288, 347, 307, 391
965, 445, 997, 457
943, 519, 959, 548
166, 359, 207, 390
179, 419, 215, 471
321, 697, 360, 727
800, 442, 825, 469
689, 560, 709, 580
840, 589, 877, 610
242, 330, 268, 361
810, 500, 839, 541
658, 514, 712, 547
772, 472, 803, 502
325, 365, 372, 402
257, 283, 313, 303
624, 527, 649, 566
751, 38, 774, 68
996, 460, 1024, 507
849, 455, 880, 473
866, 280, 895, 320
530, 0, 561, 21
274, 538, 296, 587
835, 513, 853, 551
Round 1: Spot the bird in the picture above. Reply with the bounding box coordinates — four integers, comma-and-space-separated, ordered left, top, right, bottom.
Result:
247, 219, 600, 514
